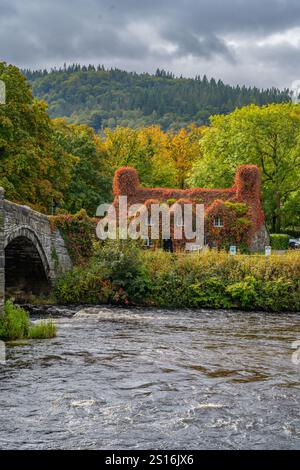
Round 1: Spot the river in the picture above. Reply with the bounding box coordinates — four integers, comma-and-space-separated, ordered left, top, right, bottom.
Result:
0, 306, 299, 449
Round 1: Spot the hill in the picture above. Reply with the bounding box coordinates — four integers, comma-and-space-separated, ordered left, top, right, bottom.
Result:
23, 65, 290, 131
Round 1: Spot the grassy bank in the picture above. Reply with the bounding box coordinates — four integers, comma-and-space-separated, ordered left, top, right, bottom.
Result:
54, 241, 300, 312
0, 301, 57, 341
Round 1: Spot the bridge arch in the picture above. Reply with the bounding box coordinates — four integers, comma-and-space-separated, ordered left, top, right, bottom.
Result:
4, 226, 51, 298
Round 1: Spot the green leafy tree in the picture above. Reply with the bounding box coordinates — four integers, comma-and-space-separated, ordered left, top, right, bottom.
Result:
53, 120, 112, 215
190, 104, 300, 232
0, 62, 74, 213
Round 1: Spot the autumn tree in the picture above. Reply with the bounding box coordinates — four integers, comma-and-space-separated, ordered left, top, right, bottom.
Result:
104, 126, 177, 187
168, 125, 205, 189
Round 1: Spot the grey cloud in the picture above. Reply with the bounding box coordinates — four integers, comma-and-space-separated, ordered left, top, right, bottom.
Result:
164, 29, 236, 62
0, 0, 17, 16
1, 0, 300, 87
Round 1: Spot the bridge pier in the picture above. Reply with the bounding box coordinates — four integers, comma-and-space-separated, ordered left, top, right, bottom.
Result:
0, 187, 4, 315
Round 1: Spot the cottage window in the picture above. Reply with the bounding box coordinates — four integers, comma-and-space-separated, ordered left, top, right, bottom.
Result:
214, 216, 223, 228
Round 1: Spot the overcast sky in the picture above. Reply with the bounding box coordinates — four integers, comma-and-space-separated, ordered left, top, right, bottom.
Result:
1, 0, 300, 88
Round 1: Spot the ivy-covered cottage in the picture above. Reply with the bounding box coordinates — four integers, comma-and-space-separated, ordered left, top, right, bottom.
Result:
113, 165, 268, 252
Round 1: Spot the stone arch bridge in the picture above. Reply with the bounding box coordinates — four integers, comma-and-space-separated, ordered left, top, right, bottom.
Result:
0, 188, 72, 313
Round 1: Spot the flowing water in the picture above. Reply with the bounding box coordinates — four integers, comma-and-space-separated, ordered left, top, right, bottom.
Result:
0, 306, 299, 450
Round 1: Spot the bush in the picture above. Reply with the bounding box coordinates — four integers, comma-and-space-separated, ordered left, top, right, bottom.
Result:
55, 239, 149, 305
55, 245, 300, 312
0, 300, 29, 340
140, 250, 300, 311
55, 261, 111, 304
270, 234, 289, 250
226, 276, 261, 309
0, 301, 56, 340
95, 239, 150, 302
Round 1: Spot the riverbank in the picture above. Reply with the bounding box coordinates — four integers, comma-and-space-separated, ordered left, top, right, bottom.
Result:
53, 242, 300, 312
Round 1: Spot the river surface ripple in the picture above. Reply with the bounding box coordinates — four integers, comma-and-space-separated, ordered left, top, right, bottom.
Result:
0, 306, 299, 450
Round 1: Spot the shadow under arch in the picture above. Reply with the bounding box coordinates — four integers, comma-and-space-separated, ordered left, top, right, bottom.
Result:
4, 226, 51, 299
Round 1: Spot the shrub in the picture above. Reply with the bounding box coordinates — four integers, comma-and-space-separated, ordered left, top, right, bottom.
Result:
95, 239, 150, 302
270, 234, 289, 250
226, 276, 261, 309
189, 277, 233, 309
54, 262, 110, 304
0, 300, 29, 340
143, 250, 300, 311
55, 239, 150, 305
0, 301, 56, 341
54, 247, 300, 312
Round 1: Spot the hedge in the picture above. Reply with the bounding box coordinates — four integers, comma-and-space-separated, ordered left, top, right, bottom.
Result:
55, 242, 300, 312
270, 234, 290, 250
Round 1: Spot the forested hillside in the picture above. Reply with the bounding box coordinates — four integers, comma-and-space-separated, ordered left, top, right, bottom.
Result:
24, 65, 290, 130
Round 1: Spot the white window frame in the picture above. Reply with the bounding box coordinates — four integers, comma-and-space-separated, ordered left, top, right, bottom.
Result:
213, 216, 224, 228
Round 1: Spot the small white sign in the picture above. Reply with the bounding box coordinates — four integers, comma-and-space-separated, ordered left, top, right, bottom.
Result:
265, 246, 272, 257
186, 244, 202, 252
230, 245, 237, 256
0, 80, 6, 105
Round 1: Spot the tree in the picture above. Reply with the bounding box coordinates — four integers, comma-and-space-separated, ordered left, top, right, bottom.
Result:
190, 104, 300, 232
24, 65, 290, 131
0, 62, 74, 213
104, 126, 177, 188
53, 120, 111, 215
168, 125, 205, 189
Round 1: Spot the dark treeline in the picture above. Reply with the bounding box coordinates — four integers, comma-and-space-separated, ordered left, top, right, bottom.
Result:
23, 64, 290, 131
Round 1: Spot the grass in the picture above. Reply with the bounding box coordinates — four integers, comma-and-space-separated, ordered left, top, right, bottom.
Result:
0, 300, 57, 341
28, 320, 57, 339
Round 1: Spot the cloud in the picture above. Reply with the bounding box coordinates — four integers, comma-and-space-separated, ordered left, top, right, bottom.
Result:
0, 0, 300, 87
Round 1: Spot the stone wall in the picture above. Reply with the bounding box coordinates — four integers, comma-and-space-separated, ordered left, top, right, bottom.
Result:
250, 224, 270, 252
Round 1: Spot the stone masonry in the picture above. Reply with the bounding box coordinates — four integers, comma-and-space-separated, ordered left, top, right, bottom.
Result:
0, 188, 72, 314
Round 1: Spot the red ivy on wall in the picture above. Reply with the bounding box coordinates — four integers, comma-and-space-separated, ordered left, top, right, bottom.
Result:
50, 209, 96, 265
113, 165, 265, 250
205, 200, 252, 249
